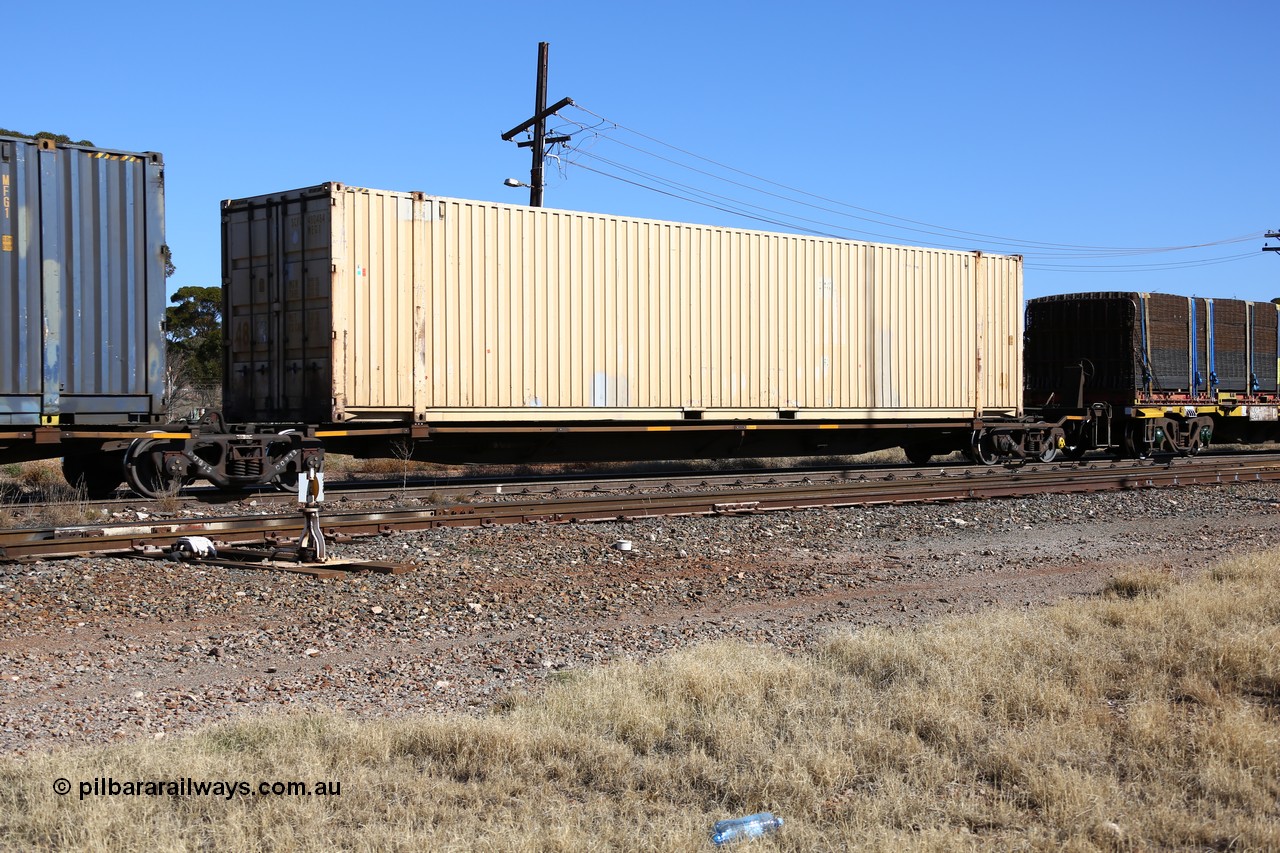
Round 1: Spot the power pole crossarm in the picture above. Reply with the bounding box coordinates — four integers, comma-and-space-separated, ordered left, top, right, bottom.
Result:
501, 96, 575, 142
1266, 231, 1280, 253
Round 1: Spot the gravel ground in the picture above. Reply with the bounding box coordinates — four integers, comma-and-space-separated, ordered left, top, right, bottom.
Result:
2, 480, 1278, 754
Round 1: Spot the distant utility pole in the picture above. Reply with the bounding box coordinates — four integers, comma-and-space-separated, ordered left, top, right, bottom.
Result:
501, 41, 573, 207
1266, 231, 1280, 255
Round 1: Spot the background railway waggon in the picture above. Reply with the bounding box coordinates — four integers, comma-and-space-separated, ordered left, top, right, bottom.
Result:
221, 183, 1024, 466
1025, 292, 1280, 457
0, 136, 319, 498
0, 134, 170, 492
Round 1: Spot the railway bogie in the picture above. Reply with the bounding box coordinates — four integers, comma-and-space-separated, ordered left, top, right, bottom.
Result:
117, 421, 324, 499
952, 423, 1066, 466
0, 421, 323, 499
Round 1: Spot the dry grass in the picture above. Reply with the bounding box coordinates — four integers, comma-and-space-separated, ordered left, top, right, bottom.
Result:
3, 554, 1278, 851
0, 460, 109, 529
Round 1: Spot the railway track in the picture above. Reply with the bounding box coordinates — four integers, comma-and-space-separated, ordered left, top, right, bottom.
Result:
3, 453, 1278, 563
9, 447, 1280, 515
2, 460, 903, 513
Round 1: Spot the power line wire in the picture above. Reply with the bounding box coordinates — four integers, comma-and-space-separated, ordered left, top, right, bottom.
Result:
565, 146, 1262, 269
561, 102, 1263, 266
570, 147, 1263, 265
1026, 250, 1259, 272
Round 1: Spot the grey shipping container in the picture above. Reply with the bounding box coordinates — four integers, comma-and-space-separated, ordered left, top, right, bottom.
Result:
0, 135, 167, 426
222, 183, 1023, 426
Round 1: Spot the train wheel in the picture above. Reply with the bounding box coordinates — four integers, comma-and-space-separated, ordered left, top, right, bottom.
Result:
977, 439, 1003, 465
123, 437, 185, 498
270, 430, 301, 493
62, 451, 125, 499
273, 469, 300, 493
1037, 430, 1068, 463
1063, 444, 1088, 461
1122, 425, 1151, 460
967, 431, 1001, 466
1187, 421, 1212, 456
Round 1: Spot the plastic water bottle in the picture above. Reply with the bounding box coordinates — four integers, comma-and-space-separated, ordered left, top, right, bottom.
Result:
710, 812, 783, 845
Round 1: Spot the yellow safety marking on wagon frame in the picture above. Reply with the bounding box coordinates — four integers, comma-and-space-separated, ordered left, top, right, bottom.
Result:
646, 426, 672, 432
818, 424, 840, 429
40, 415, 59, 425
91, 152, 139, 162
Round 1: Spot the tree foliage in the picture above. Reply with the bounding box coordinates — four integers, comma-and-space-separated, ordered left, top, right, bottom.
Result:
165, 286, 223, 385
0, 128, 95, 146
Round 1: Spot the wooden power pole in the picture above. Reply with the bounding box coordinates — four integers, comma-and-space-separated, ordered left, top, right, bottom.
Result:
501, 42, 573, 207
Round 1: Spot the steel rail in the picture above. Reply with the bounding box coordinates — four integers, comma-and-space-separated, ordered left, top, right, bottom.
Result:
3, 456, 1278, 561
13, 449, 1280, 515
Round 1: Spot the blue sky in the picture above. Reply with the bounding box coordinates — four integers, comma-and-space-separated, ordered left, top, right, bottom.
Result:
7, 1, 1276, 302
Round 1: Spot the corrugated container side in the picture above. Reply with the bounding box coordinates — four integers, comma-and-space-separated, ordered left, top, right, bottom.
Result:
0, 138, 43, 422
1211, 299, 1248, 390
0, 136, 166, 425
223, 184, 1022, 424
1145, 293, 1191, 390
980, 252, 1025, 413
1252, 303, 1278, 391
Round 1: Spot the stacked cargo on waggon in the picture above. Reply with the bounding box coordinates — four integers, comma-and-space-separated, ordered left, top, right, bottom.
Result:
220, 182, 1025, 466
1025, 292, 1280, 457
0, 134, 168, 492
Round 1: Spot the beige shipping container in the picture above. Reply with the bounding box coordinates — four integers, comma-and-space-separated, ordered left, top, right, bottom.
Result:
222, 183, 1022, 425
